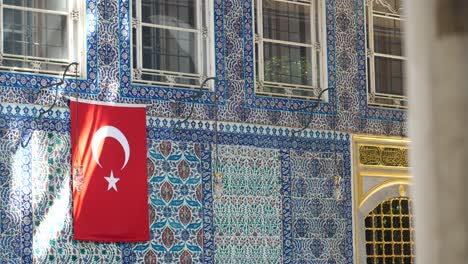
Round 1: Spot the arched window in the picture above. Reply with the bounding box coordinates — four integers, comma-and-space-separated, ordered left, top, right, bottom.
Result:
352, 135, 412, 264
365, 197, 415, 264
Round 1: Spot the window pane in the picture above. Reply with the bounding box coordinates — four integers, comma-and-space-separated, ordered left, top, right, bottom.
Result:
263, 42, 312, 86
142, 27, 197, 74
373, 0, 402, 15
263, 1, 311, 44
365, 198, 414, 263
141, 74, 198, 86
141, 0, 196, 29
373, 16, 403, 56
132, 0, 136, 18
4, 0, 67, 11
375, 56, 404, 96
132, 28, 137, 69
3, 8, 68, 59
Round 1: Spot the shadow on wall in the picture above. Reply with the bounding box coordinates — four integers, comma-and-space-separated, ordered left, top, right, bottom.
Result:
0, 128, 123, 262
0, 128, 28, 262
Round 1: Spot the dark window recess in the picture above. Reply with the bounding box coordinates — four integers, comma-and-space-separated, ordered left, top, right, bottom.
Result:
364, 197, 415, 264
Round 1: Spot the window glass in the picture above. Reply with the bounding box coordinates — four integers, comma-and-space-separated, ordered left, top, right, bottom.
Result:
132, 0, 212, 88
375, 57, 404, 95
141, 27, 197, 74
4, 0, 68, 12
254, 0, 324, 100
0, 0, 81, 75
141, 0, 196, 29
373, 17, 403, 56
263, 43, 312, 86
263, 1, 311, 44
366, 0, 406, 107
365, 197, 415, 264
3, 9, 68, 60
373, 0, 402, 15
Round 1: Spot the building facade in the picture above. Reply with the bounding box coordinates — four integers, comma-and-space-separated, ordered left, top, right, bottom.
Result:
0, 0, 412, 263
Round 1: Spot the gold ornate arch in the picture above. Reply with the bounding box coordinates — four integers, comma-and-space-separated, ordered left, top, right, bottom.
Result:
352, 135, 411, 264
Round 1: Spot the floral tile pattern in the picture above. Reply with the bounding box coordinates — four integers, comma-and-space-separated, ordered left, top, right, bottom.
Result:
129, 140, 205, 263
213, 145, 283, 263
288, 150, 352, 264
0, 0, 401, 262
0, 130, 123, 264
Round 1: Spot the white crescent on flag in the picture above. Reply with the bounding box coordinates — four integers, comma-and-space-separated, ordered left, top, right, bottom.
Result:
91, 126, 130, 170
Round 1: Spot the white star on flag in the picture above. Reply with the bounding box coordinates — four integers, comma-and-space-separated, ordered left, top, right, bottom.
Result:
104, 171, 120, 191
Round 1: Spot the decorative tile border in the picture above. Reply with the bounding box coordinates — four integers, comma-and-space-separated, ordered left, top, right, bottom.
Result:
0, 103, 349, 142
242, 0, 337, 113
200, 143, 215, 264
280, 150, 292, 264
19, 143, 33, 263
118, 0, 227, 105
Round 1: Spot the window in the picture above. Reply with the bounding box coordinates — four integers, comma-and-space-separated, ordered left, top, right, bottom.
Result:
366, 0, 406, 108
365, 197, 415, 264
0, 0, 84, 75
253, 0, 326, 100
131, 0, 214, 89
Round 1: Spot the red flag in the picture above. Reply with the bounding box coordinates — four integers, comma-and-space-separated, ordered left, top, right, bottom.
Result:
70, 99, 149, 242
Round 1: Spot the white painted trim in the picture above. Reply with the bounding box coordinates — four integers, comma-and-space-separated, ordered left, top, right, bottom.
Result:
140, 22, 199, 33
253, 0, 326, 100
366, 0, 407, 108
0, 0, 84, 76
131, 0, 213, 89
2, 4, 69, 15
263, 38, 313, 47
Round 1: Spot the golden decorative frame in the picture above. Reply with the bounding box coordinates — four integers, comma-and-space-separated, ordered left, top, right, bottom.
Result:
352, 135, 412, 264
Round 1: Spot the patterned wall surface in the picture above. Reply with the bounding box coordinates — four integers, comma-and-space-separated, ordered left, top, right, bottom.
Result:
0, 130, 30, 263
288, 150, 351, 264
130, 140, 205, 263
1, 131, 124, 263
0, 0, 406, 134
214, 145, 283, 263
0, 0, 406, 263
0, 123, 353, 263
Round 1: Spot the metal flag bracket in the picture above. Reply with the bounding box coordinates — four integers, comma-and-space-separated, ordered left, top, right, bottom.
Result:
19, 62, 79, 148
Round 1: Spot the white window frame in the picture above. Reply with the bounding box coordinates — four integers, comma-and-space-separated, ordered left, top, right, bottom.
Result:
0, 0, 85, 76
131, 0, 215, 90
366, 0, 406, 109
253, 0, 327, 100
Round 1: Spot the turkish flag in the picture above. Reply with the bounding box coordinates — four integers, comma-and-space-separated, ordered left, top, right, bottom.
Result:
70, 99, 149, 242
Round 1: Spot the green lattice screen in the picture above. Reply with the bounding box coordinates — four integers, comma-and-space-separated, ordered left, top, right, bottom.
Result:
365, 197, 415, 264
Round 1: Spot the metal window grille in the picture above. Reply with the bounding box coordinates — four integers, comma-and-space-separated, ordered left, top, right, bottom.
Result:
131, 0, 215, 89
365, 197, 415, 264
253, 0, 326, 100
0, 0, 83, 76
366, 0, 406, 108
